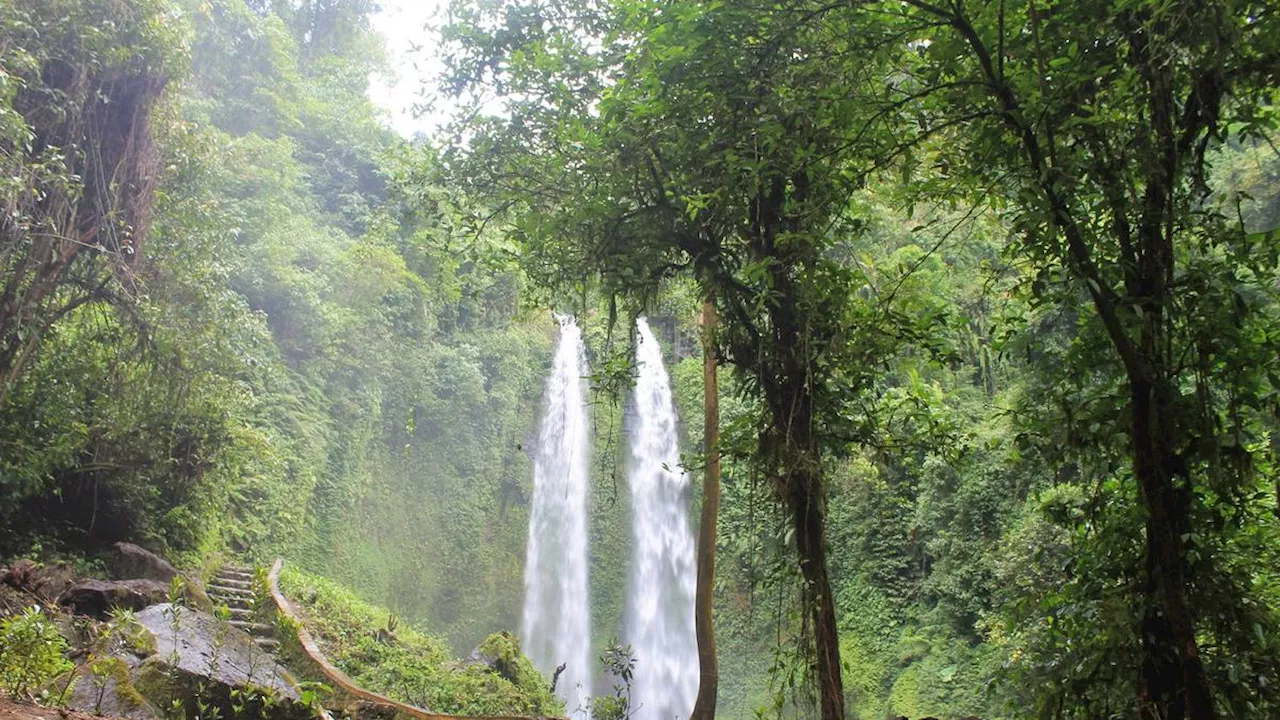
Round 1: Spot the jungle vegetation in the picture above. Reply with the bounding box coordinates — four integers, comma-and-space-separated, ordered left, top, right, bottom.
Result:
1, 0, 1278, 718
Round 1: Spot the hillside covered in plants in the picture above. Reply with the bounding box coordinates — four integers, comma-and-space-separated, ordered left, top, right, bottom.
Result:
1, 0, 1279, 719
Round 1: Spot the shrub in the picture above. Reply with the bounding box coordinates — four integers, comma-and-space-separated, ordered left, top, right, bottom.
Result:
0, 606, 74, 698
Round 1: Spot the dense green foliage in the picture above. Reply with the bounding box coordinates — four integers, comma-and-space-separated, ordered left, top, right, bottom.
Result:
0, 0, 551, 656
1, 0, 1279, 719
436, 0, 1280, 718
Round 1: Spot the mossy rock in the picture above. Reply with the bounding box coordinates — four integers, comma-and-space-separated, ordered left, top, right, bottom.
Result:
66, 655, 158, 720
182, 578, 214, 614
133, 656, 314, 720
470, 630, 554, 694
463, 631, 561, 712
469, 631, 522, 683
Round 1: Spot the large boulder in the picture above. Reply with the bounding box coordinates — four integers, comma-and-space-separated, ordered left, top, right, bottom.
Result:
106, 542, 214, 613
461, 630, 551, 694
109, 543, 178, 584
63, 604, 309, 720
58, 579, 169, 618
134, 604, 298, 701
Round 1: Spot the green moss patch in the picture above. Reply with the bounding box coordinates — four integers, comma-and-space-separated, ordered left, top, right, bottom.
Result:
278, 566, 562, 715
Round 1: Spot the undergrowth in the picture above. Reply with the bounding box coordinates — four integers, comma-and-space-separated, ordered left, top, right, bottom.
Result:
0, 606, 73, 699
277, 566, 562, 715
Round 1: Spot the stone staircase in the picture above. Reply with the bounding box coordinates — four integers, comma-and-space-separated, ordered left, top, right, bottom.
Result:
206, 563, 278, 653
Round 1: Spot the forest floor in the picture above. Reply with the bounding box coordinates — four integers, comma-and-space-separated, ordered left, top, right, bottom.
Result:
0, 698, 120, 720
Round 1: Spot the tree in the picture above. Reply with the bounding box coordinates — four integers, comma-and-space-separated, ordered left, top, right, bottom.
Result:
441, 1, 922, 716
0, 0, 181, 402
867, 0, 1280, 716
692, 297, 720, 720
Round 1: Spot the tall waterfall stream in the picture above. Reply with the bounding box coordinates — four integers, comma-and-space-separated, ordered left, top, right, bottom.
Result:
522, 316, 699, 720
624, 317, 699, 720
522, 316, 592, 717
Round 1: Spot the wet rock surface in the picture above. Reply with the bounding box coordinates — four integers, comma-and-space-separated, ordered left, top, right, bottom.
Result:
134, 603, 298, 700
108, 543, 178, 585
60, 604, 307, 720
57, 580, 169, 619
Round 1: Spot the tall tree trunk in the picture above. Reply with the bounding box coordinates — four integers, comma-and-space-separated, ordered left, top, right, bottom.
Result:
1133, 379, 1215, 720
749, 172, 844, 720
770, 261, 845, 720
791, 479, 844, 720
1128, 66, 1213, 713
691, 297, 721, 720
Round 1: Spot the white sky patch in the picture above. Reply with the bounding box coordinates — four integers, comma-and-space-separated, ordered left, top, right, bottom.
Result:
369, 0, 449, 138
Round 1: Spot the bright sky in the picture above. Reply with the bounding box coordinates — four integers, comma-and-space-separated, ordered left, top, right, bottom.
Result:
368, 0, 449, 138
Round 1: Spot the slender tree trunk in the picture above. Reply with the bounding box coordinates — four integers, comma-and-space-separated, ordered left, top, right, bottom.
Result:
773, 326, 844, 720
1273, 432, 1280, 519
691, 297, 720, 720
1127, 69, 1213, 711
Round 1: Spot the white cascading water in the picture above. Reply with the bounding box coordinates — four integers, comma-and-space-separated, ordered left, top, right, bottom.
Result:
625, 317, 699, 720
523, 315, 593, 717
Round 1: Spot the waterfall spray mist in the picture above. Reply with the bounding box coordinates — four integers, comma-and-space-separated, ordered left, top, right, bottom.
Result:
625, 317, 698, 720
523, 315, 592, 717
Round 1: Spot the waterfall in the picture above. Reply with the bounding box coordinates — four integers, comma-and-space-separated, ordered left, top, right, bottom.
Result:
523, 315, 593, 717
625, 317, 699, 720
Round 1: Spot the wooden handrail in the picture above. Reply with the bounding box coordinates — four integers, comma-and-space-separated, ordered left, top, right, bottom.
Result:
266, 559, 565, 720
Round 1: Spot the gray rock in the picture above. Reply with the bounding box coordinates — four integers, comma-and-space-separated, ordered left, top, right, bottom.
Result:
135, 604, 298, 700
58, 579, 169, 618
109, 543, 180, 584
62, 605, 307, 720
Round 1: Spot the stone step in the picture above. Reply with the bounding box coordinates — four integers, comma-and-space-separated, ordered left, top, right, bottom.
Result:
208, 584, 254, 597
226, 607, 254, 620
213, 577, 251, 590
230, 620, 274, 634
253, 637, 279, 650
219, 571, 253, 581
212, 597, 253, 611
